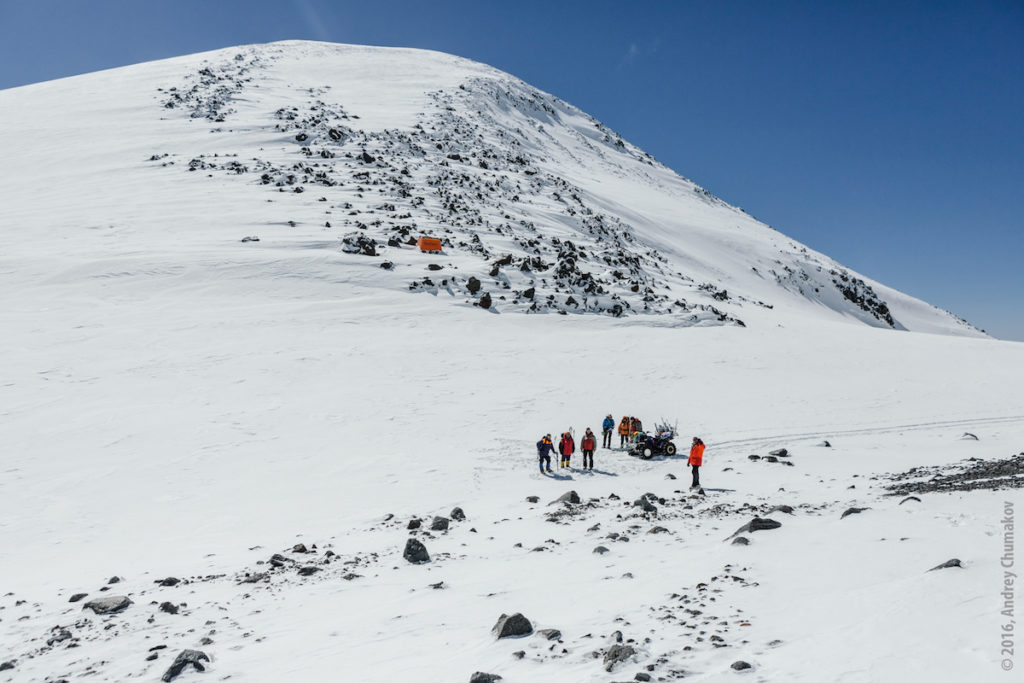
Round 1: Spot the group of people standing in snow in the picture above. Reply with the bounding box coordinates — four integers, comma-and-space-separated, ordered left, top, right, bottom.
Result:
536, 414, 707, 489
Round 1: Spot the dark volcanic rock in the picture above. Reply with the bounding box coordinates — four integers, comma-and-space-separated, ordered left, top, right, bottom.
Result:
269, 553, 291, 567
431, 516, 450, 531
403, 538, 430, 564
157, 577, 181, 587
550, 490, 581, 505
492, 613, 533, 639
732, 536, 750, 546
817, 440, 832, 447
466, 277, 481, 294
0, 661, 14, 672
291, 544, 308, 554
68, 593, 88, 603
83, 595, 132, 614
768, 505, 794, 514
47, 628, 72, 647
159, 602, 179, 615
604, 643, 636, 671
647, 526, 669, 534
161, 649, 209, 682
478, 292, 492, 309
885, 453, 1024, 495
407, 518, 422, 530
961, 432, 979, 440
748, 454, 761, 461
451, 507, 466, 521
526, 496, 539, 503
899, 496, 921, 505
634, 497, 657, 514
469, 673, 503, 683
769, 448, 788, 457
297, 566, 321, 576
594, 545, 610, 554
730, 517, 781, 538
537, 628, 562, 641
107, 576, 121, 584
731, 660, 752, 671
928, 558, 963, 571
841, 507, 869, 519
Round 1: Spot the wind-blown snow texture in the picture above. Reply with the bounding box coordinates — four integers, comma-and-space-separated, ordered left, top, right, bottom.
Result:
0, 41, 1020, 683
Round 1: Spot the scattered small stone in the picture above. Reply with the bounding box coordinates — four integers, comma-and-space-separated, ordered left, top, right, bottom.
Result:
594, 546, 610, 555
647, 526, 669, 534
157, 577, 181, 587
238, 572, 267, 584
747, 455, 761, 461
768, 505, 794, 514
961, 432, 979, 440
47, 628, 72, 646
404, 538, 430, 564
537, 629, 562, 641
68, 593, 88, 603
159, 602, 179, 615
665, 473, 676, 480
297, 566, 321, 576
900, 496, 921, 505
466, 277, 481, 294
526, 496, 539, 503
731, 660, 752, 671
492, 613, 533, 639
161, 649, 209, 682
928, 558, 963, 571
635, 673, 652, 681
83, 595, 132, 615
0, 661, 14, 672
107, 576, 121, 584
817, 440, 831, 447
407, 518, 422, 530
431, 516, 450, 531
451, 507, 466, 521
269, 553, 290, 568
730, 517, 781, 537
512, 650, 526, 659
769, 448, 788, 457
291, 543, 308, 554
841, 507, 869, 519
732, 537, 750, 546
429, 581, 446, 590
240, 235, 260, 243
634, 497, 657, 514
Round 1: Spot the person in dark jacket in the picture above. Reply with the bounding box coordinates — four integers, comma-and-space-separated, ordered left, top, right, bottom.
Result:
537, 434, 555, 473
557, 431, 575, 468
601, 414, 614, 449
581, 428, 597, 470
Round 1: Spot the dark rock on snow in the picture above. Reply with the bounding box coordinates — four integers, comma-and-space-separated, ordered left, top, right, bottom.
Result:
431, 516, 450, 531
469, 673, 503, 683
159, 601, 179, 615
634, 497, 657, 514
492, 612, 533, 639
403, 538, 430, 564
537, 628, 562, 641
407, 518, 422, 530
0, 661, 15, 672
451, 507, 466, 521
478, 292, 492, 309
961, 432, 979, 440
594, 545, 610, 554
748, 454, 761, 461
157, 577, 181, 587
731, 660, 753, 671
297, 566, 321, 576
83, 595, 132, 614
107, 576, 121, 584
68, 593, 88, 603
604, 643, 636, 671
161, 649, 210, 682
769, 448, 788, 457
928, 558, 963, 571
899, 496, 921, 505
768, 505, 794, 514
841, 507, 869, 519
550, 490, 581, 505
730, 517, 781, 537
466, 277, 481, 294
732, 536, 750, 546
526, 496, 539, 503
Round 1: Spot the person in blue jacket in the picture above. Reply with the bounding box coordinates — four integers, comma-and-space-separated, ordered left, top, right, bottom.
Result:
537, 434, 555, 473
601, 414, 615, 449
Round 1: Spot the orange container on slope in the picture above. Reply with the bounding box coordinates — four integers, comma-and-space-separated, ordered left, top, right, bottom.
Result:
417, 237, 443, 252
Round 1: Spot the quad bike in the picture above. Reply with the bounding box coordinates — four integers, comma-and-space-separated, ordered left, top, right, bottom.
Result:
629, 421, 678, 459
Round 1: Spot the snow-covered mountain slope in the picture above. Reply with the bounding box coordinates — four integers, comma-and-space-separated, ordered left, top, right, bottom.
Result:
1, 41, 1020, 683
0, 40, 981, 335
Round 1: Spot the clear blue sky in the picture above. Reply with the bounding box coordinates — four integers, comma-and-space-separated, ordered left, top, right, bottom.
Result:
2, 0, 1021, 339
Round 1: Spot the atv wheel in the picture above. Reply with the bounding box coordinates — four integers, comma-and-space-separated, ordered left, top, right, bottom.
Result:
665, 442, 677, 456
642, 447, 653, 459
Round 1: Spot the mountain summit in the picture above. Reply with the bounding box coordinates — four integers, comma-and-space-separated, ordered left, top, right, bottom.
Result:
0, 40, 980, 335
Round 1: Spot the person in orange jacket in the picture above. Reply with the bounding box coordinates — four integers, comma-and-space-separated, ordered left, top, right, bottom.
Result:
558, 431, 575, 468
689, 437, 705, 489
580, 428, 597, 470
617, 417, 630, 447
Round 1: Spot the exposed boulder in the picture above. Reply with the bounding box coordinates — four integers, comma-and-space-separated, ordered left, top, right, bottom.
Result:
537, 628, 562, 641
469, 673, 502, 683
549, 490, 581, 505
634, 497, 657, 514
466, 277, 481, 294
450, 507, 466, 521
68, 593, 88, 603
730, 517, 781, 538
841, 507, 869, 519
297, 566, 321, 576
603, 643, 636, 672
525, 496, 539, 503
492, 613, 533, 639
731, 660, 753, 671
156, 577, 181, 587
732, 537, 750, 546
403, 538, 430, 564
341, 232, 377, 256
593, 545, 610, 554
431, 516, 450, 531
478, 292, 492, 309
928, 558, 963, 571
83, 595, 132, 614
0, 661, 14, 671
407, 518, 422, 530
769, 448, 788, 457
161, 649, 210, 682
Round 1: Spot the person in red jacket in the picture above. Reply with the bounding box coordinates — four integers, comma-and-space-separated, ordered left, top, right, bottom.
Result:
558, 431, 575, 468
689, 437, 705, 489
580, 428, 597, 470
